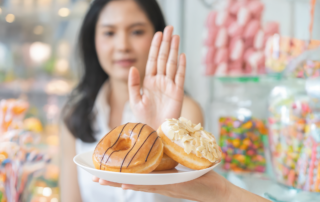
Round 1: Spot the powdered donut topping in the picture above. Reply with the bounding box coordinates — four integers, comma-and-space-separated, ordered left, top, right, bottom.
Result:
161, 117, 222, 163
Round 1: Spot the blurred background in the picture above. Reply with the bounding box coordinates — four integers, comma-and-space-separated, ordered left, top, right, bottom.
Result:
0, 0, 320, 201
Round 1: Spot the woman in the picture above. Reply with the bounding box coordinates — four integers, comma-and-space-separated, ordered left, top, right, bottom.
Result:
60, 0, 203, 201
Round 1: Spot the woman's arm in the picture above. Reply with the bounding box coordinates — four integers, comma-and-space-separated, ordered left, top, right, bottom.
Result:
59, 124, 82, 202
181, 96, 204, 126
93, 171, 270, 202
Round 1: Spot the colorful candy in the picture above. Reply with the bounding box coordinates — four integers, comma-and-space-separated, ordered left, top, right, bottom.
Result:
0, 99, 50, 202
265, 36, 320, 75
269, 83, 320, 192
0, 99, 29, 134
219, 117, 268, 173
291, 60, 320, 79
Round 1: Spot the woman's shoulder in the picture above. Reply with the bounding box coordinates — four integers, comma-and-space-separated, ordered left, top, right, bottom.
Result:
181, 96, 204, 126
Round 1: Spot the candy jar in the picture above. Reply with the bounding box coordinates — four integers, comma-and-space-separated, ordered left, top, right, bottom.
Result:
297, 78, 320, 192
268, 79, 320, 192
285, 45, 320, 79
218, 91, 269, 174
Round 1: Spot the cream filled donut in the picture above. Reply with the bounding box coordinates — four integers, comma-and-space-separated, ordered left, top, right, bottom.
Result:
158, 117, 222, 170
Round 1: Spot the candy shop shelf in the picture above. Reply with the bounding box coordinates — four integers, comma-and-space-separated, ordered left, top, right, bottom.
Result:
210, 76, 307, 84
214, 166, 320, 202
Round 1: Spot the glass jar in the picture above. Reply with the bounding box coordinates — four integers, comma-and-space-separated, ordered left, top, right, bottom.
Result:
268, 79, 320, 192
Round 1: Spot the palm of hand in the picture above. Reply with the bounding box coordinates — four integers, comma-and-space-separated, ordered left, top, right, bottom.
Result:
128, 26, 186, 129
137, 75, 184, 129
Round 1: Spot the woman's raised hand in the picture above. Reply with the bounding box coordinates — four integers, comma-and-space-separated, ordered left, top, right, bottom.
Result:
128, 26, 186, 130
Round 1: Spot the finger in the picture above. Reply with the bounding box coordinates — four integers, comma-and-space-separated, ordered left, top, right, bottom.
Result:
122, 184, 161, 192
175, 53, 186, 89
157, 26, 174, 75
92, 176, 99, 182
99, 179, 122, 188
128, 67, 142, 105
166, 35, 180, 80
146, 32, 162, 76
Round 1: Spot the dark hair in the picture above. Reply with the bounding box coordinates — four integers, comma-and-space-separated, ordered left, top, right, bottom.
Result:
63, 0, 166, 142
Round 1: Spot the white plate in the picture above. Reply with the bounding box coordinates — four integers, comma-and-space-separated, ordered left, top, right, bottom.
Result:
74, 151, 219, 185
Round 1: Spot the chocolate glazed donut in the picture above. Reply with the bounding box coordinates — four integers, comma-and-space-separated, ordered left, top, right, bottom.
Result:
93, 123, 163, 173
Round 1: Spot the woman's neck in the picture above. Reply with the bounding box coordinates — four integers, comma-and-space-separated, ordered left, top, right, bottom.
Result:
107, 78, 131, 128
108, 78, 130, 108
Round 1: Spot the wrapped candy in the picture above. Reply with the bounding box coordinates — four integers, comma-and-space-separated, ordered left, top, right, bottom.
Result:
265, 35, 320, 75
237, 7, 251, 27
204, 47, 216, 65
215, 10, 232, 27
215, 48, 228, 64
215, 63, 228, 76
228, 21, 244, 38
230, 38, 244, 62
247, 0, 264, 20
206, 11, 217, 28
204, 28, 218, 46
0, 131, 51, 202
244, 20, 260, 39
254, 29, 265, 50
286, 46, 320, 78
215, 27, 228, 48
0, 99, 29, 134
0, 99, 50, 202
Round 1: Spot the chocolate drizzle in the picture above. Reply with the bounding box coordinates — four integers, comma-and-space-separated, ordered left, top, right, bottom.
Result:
100, 123, 129, 169
126, 131, 156, 168
145, 136, 159, 162
119, 124, 146, 172
94, 127, 116, 152
104, 150, 120, 165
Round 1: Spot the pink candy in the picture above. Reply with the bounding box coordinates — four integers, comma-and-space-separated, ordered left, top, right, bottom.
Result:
204, 0, 276, 76
205, 63, 216, 76
254, 29, 265, 50
229, 61, 243, 71
237, 7, 251, 27
248, 1, 264, 19
230, 1, 244, 16
205, 47, 216, 65
216, 10, 231, 27
228, 21, 244, 37
230, 38, 244, 61
215, 63, 228, 76
246, 51, 265, 74
244, 20, 260, 39
244, 37, 254, 49
244, 48, 255, 61
264, 21, 279, 36
206, 11, 217, 28
205, 28, 218, 46
215, 27, 228, 48
215, 48, 229, 64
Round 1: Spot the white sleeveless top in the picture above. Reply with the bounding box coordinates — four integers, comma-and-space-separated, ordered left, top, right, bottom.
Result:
76, 82, 193, 202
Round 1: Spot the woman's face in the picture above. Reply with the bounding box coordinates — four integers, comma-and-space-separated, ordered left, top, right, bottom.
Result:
95, 0, 155, 82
